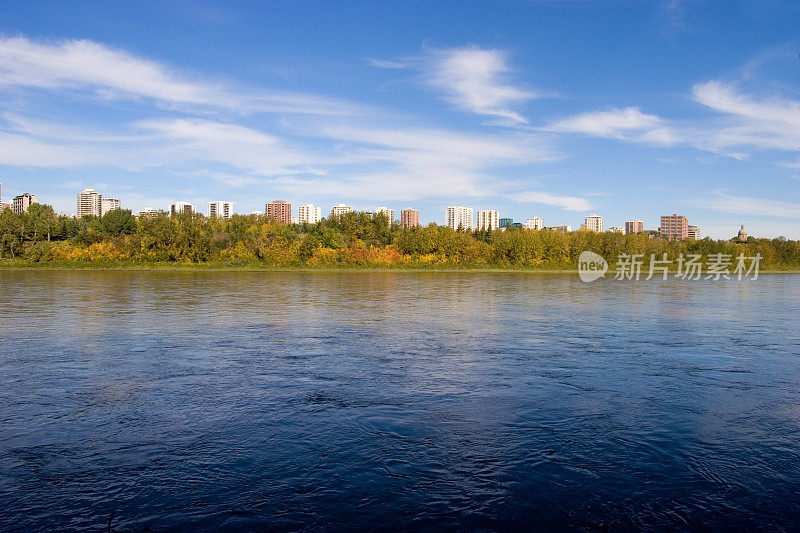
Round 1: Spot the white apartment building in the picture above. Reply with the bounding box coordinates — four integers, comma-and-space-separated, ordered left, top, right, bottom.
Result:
100, 197, 120, 216
609, 226, 625, 234
331, 204, 352, 217
374, 206, 395, 223
476, 209, 499, 231
687, 225, 701, 240
524, 217, 544, 230
136, 207, 158, 219
77, 188, 101, 217
584, 214, 604, 232
171, 201, 196, 216
208, 201, 234, 219
13, 193, 37, 214
446, 206, 473, 231
297, 204, 322, 224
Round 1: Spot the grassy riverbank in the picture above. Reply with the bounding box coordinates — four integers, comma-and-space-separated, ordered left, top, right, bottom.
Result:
3, 208, 799, 272
2, 259, 799, 274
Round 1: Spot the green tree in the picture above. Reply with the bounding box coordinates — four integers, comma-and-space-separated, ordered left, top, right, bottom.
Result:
100, 209, 137, 236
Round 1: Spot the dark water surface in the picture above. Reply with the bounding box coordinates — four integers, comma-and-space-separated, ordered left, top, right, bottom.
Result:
1, 270, 799, 531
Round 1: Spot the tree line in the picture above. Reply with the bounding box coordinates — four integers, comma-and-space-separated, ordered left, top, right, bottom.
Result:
1, 205, 799, 269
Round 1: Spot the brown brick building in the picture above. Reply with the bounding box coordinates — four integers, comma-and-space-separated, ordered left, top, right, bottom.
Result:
266, 200, 292, 224
660, 214, 688, 240
400, 208, 420, 228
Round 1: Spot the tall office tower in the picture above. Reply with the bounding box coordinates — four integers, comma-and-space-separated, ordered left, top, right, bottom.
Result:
524, 217, 544, 230
12, 193, 37, 214
374, 206, 394, 223
625, 220, 644, 235
400, 208, 420, 228
660, 214, 688, 241
330, 204, 352, 217
77, 188, 102, 217
170, 201, 196, 216
499, 218, 513, 229
208, 201, 234, 219
446, 206, 473, 231
476, 209, 499, 231
100, 197, 121, 216
584, 214, 604, 232
297, 204, 322, 224
265, 200, 292, 223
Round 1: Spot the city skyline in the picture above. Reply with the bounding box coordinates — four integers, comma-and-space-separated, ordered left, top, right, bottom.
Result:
0, 181, 735, 239
0, 2, 799, 238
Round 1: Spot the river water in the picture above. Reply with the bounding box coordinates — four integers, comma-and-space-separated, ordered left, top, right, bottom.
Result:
1, 270, 799, 531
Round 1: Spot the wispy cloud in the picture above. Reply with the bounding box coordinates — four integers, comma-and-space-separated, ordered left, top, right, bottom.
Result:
0, 132, 98, 167
0, 36, 360, 115
546, 81, 800, 158
424, 47, 541, 124
690, 81, 800, 153
367, 58, 409, 69
138, 118, 325, 176
306, 124, 558, 199
512, 190, 592, 211
692, 191, 800, 219
545, 107, 670, 141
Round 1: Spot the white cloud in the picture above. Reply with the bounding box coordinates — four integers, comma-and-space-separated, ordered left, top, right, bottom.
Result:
0, 36, 360, 115
512, 190, 592, 211
546, 82, 800, 159
689, 81, 800, 153
545, 107, 670, 141
425, 47, 540, 124
367, 59, 409, 69
137, 118, 323, 176
306, 124, 558, 199
0, 132, 97, 167
692, 191, 800, 219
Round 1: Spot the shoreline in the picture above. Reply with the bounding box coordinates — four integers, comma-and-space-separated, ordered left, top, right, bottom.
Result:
1, 262, 798, 274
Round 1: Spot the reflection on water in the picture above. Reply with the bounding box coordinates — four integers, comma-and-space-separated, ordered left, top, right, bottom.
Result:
1, 271, 799, 531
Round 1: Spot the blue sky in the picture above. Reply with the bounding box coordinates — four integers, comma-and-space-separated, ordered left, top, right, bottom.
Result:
1, 0, 799, 238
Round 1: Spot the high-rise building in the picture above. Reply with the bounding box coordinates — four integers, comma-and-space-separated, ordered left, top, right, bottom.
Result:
374, 206, 395, 223
583, 214, 604, 232
297, 204, 322, 224
331, 204, 352, 218
400, 208, 419, 228
660, 214, 688, 240
625, 220, 644, 235
77, 188, 102, 217
476, 209, 499, 231
499, 217, 513, 229
687, 225, 700, 240
12, 193, 37, 214
265, 200, 292, 224
208, 201, 234, 219
170, 201, 196, 216
136, 207, 158, 219
446, 206, 473, 231
100, 197, 120, 216
524, 217, 544, 230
